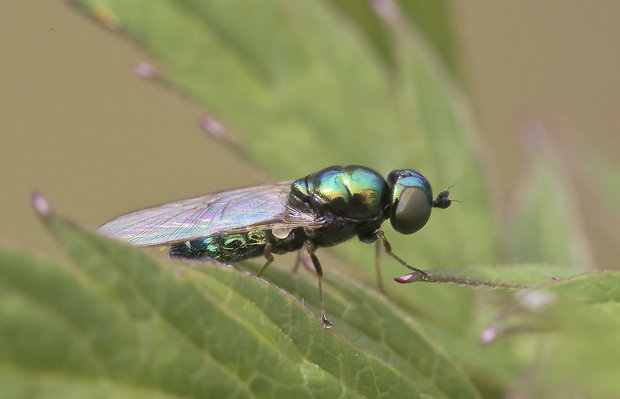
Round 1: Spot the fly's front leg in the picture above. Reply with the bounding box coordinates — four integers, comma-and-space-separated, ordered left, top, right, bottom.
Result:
375, 230, 429, 281
257, 243, 274, 277
304, 241, 333, 329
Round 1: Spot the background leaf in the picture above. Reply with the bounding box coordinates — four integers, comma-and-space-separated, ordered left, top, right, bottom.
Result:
75, 0, 498, 268
501, 123, 593, 268
584, 153, 620, 220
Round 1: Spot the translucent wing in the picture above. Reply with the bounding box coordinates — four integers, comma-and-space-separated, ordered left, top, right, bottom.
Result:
99, 181, 326, 246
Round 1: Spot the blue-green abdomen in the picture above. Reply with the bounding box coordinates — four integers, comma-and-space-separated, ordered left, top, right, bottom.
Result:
170, 230, 269, 262
170, 228, 308, 262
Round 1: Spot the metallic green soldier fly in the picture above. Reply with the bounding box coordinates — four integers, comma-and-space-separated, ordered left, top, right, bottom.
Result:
99, 165, 452, 328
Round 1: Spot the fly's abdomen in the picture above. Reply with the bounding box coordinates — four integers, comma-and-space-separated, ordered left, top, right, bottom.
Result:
170, 228, 308, 262
170, 230, 271, 262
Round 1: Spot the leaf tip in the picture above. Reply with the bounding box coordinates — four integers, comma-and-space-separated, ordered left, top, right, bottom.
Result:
31, 190, 54, 218
479, 326, 497, 345
199, 115, 228, 139
198, 115, 239, 144
133, 62, 158, 79
394, 272, 426, 284
93, 4, 120, 30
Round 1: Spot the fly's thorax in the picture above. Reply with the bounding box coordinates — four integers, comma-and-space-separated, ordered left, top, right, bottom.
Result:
290, 165, 391, 221
270, 227, 308, 254
304, 222, 358, 247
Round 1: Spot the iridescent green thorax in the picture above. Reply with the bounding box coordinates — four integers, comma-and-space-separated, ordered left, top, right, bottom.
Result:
291, 165, 390, 220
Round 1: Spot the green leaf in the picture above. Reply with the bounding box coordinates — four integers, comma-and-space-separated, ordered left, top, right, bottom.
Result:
426, 263, 579, 286
74, 0, 498, 269
70, 5, 500, 364
395, 0, 461, 76
63, 1, 556, 396
0, 208, 481, 398
325, 1, 460, 78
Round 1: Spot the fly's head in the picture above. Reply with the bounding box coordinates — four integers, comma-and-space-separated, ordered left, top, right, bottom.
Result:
386, 169, 451, 235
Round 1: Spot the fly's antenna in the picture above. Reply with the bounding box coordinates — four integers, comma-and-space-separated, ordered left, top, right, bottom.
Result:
432, 189, 451, 208
432, 183, 460, 209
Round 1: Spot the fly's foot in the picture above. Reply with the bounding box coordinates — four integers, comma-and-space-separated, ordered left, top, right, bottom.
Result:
405, 265, 429, 280
394, 268, 430, 284
321, 315, 333, 329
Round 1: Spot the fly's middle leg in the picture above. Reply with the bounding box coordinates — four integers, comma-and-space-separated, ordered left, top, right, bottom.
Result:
374, 239, 387, 294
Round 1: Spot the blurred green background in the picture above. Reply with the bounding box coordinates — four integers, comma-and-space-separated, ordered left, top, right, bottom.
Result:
1, 1, 618, 268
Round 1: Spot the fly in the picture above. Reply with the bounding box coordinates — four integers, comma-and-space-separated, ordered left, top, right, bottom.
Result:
99, 165, 452, 328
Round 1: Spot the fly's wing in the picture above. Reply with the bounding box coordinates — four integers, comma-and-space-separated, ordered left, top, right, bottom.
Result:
99, 181, 326, 246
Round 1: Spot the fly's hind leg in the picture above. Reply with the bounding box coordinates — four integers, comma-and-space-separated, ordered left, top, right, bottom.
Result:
304, 241, 333, 329
376, 230, 429, 281
374, 239, 387, 295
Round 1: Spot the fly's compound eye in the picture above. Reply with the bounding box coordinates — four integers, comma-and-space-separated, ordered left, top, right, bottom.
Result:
391, 186, 432, 234
388, 169, 433, 235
